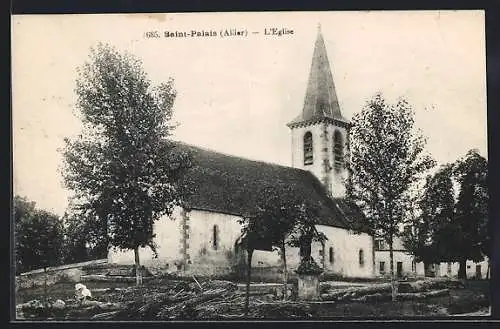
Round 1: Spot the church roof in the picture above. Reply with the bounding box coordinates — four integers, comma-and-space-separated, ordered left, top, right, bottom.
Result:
174, 142, 368, 233
288, 26, 348, 128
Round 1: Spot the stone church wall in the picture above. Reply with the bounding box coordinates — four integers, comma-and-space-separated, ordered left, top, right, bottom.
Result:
108, 208, 375, 280
107, 208, 243, 276
107, 207, 184, 272
314, 225, 374, 278
181, 209, 243, 276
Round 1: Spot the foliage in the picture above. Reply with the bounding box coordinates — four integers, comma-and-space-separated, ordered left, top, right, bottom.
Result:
346, 93, 435, 300
238, 188, 295, 250
14, 195, 65, 274
287, 216, 327, 262
61, 206, 109, 264
238, 186, 326, 253
402, 149, 489, 278
61, 43, 192, 275
440, 149, 489, 279
403, 164, 455, 264
237, 186, 327, 309
295, 258, 323, 275
452, 149, 489, 261
346, 93, 435, 242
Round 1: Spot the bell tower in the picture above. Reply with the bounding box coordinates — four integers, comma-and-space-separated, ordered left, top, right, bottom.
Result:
287, 25, 350, 198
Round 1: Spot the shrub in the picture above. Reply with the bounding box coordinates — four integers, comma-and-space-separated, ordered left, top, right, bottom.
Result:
295, 258, 323, 275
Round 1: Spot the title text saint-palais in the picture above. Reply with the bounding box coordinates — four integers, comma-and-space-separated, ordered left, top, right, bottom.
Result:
146, 27, 294, 39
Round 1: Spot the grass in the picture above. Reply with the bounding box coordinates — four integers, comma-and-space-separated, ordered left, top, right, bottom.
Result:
16, 281, 132, 304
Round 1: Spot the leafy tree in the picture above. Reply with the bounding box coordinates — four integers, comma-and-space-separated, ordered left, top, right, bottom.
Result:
287, 210, 327, 265
61, 206, 109, 264
403, 150, 489, 280
61, 43, 192, 285
14, 195, 64, 274
346, 93, 435, 301
247, 191, 295, 302
403, 164, 455, 267
238, 187, 326, 312
14, 195, 36, 273
256, 188, 326, 300
451, 149, 488, 279
237, 213, 272, 315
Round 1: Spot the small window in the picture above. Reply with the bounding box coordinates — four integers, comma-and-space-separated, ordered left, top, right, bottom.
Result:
376, 240, 385, 250
379, 261, 385, 274
329, 247, 334, 264
475, 265, 482, 279
333, 130, 344, 172
212, 225, 219, 250
359, 249, 365, 267
303, 131, 313, 165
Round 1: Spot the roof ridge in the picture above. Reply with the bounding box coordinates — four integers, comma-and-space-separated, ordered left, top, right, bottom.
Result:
172, 140, 312, 174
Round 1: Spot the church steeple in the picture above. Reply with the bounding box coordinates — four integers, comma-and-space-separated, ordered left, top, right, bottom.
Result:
287, 26, 350, 198
287, 24, 346, 127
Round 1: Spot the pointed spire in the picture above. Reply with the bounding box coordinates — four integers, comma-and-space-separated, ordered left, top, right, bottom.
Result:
288, 26, 345, 126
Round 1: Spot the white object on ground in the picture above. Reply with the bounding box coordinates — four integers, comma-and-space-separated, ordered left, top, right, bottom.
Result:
75, 283, 86, 291
75, 283, 92, 301
81, 288, 92, 298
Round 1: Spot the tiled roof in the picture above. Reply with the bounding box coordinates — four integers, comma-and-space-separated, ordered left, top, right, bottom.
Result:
173, 142, 368, 233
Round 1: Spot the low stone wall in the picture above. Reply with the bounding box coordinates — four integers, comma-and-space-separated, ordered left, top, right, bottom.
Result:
16, 259, 107, 289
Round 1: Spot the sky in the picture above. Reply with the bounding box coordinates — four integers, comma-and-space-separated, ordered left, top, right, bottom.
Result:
12, 11, 487, 216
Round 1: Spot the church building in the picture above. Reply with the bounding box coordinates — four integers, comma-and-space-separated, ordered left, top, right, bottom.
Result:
108, 27, 376, 279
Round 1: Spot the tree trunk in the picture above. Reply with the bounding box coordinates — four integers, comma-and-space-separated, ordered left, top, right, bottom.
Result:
389, 240, 397, 302
486, 258, 491, 280
458, 258, 467, 280
281, 240, 288, 301
134, 247, 143, 286
244, 249, 253, 316
371, 236, 376, 277
43, 267, 48, 308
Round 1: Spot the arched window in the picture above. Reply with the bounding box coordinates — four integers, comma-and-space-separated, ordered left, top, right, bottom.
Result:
359, 249, 365, 267
212, 225, 219, 250
333, 130, 344, 172
329, 247, 334, 264
303, 131, 313, 165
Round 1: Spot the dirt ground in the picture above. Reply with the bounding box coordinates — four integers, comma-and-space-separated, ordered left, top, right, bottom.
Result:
14, 278, 491, 320
311, 280, 491, 318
